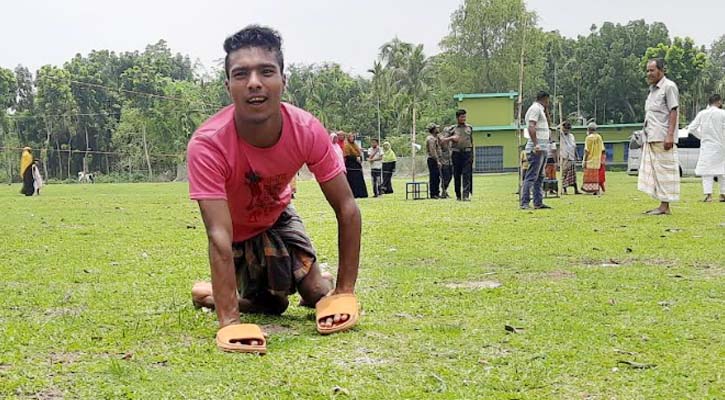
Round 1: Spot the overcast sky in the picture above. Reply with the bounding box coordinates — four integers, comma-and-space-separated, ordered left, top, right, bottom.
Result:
1, 0, 723, 77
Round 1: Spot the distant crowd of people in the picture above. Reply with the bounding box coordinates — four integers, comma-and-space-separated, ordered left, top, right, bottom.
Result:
517, 58, 724, 212
330, 130, 397, 198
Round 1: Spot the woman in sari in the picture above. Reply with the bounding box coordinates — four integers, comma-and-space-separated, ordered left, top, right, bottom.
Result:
381, 141, 397, 194
343, 132, 368, 198
582, 123, 604, 195
19, 147, 35, 196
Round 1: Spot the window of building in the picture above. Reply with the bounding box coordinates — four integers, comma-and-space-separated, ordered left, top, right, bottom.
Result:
474, 146, 504, 172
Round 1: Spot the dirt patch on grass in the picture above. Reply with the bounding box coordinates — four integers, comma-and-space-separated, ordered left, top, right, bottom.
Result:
546, 270, 576, 280
261, 324, 297, 336
693, 262, 724, 278
43, 307, 84, 320
578, 258, 633, 268
520, 270, 576, 282
31, 387, 64, 400
48, 352, 82, 365
442, 280, 502, 290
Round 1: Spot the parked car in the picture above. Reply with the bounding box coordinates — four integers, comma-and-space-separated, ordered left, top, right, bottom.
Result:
627, 129, 700, 176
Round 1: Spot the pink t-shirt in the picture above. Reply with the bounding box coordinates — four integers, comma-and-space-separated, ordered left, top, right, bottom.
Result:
187, 102, 345, 242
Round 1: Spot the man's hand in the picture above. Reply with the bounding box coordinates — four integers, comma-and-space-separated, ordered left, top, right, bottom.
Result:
665, 107, 678, 151
664, 135, 674, 151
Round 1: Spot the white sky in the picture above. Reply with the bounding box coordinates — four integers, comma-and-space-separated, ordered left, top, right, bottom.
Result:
0, 0, 723, 77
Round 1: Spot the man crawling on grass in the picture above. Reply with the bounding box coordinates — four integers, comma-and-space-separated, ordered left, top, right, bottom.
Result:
187, 25, 361, 354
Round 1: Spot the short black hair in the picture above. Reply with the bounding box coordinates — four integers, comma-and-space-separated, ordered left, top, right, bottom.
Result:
371, 138, 379, 144
536, 91, 550, 101
562, 121, 572, 128
648, 58, 665, 71
224, 25, 284, 78
456, 109, 467, 117
708, 94, 722, 105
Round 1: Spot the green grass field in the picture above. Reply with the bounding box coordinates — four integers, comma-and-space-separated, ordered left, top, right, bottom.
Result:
1, 173, 722, 399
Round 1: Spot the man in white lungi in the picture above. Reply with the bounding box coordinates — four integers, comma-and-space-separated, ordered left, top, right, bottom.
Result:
638, 59, 680, 215
688, 94, 725, 202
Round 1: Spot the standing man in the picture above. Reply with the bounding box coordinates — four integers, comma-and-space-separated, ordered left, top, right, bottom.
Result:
439, 126, 454, 199
368, 138, 384, 197
688, 94, 725, 202
638, 59, 680, 215
187, 25, 361, 354
443, 109, 474, 201
425, 123, 442, 199
520, 91, 552, 210
559, 122, 581, 194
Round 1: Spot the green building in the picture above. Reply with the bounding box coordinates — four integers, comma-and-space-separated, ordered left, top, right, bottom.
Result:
453, 92, 641, 173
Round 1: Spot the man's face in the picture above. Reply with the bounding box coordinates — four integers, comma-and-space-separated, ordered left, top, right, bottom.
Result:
646, 61, 663, 85
716, 100, 723, 109
457, 114, 467, 124
225, 47, 285, 125
563, 124, 571, 133
337, 132, 345, 142
372, 141, 378, 148
541, 96, 550, 108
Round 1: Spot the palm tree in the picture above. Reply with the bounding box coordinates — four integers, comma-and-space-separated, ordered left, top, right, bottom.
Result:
379, 38, 413, 69
391, 44, 430, 181
367, 61, 388, 143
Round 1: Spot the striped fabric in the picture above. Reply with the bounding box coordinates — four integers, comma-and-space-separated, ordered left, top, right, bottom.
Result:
233, 206, 317, 299
561, 159, 577, 187
638, 142, 680, 202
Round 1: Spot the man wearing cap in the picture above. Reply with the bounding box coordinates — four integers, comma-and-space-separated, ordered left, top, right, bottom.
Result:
520, 91, 552, 209
442, 109, 474, 201
638, 58, 680, 215
425, 123, 442, 199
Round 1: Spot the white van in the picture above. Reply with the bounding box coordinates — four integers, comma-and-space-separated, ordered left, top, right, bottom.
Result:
627, 129, 700, 176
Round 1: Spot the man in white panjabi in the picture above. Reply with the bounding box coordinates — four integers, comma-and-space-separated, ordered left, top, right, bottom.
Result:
688, 94, 725, 202
638, 58, 680, 215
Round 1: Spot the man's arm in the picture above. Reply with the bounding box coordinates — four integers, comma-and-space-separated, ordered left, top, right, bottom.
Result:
665, 108, 678, 151
318, 173, 360, 294
688, 112, 702, 139
528, 121, 539, 152
198, 200, 239, 328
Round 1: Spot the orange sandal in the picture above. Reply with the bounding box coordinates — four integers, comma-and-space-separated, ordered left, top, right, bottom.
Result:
216, 324, 267, 354
315, 293, 359, 335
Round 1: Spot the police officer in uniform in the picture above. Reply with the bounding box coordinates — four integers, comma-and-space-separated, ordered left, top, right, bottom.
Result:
442, 109, 474, 201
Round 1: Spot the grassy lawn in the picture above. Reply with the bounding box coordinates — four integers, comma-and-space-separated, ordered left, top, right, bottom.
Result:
1, 173, 722, 399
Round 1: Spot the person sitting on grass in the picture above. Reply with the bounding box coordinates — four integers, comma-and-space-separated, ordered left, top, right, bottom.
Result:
187, 25, 362, 354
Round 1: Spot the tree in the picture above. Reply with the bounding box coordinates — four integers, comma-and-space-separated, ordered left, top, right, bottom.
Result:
0, 67, 17, 112
439, 0, 544, 95
14, 65, 34, 112
35, 65, 77, 179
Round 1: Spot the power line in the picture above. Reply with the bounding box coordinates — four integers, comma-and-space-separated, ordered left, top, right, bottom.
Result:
0, 146, 182, 159
65, 78, 222, 109
7, 111, 121, 120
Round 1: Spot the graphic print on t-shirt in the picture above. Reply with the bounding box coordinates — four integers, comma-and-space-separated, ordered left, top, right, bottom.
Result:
245, 169, 289, 223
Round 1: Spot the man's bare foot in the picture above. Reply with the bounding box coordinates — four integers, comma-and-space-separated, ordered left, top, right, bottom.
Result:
191, 281, 288, 315
191, 281, 215, 309
318, 312, 350, 329
298, 271, 334, 307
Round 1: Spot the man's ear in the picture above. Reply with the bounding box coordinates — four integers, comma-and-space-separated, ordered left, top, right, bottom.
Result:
282, 73, 287, 93
224, 79, 231, 99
